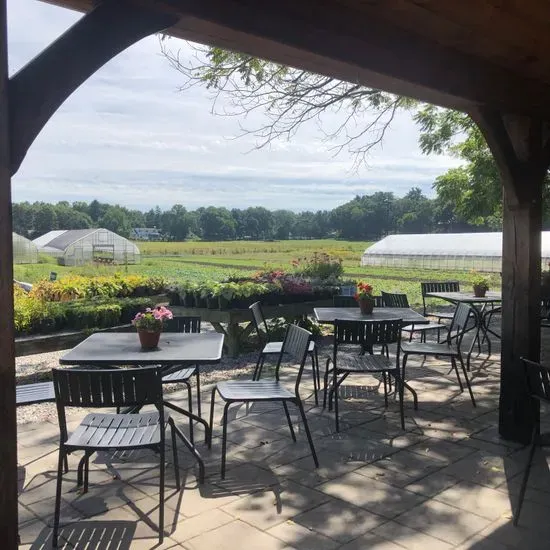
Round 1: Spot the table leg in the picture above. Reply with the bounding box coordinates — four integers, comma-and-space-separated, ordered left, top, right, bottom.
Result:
211, 321, 249, 358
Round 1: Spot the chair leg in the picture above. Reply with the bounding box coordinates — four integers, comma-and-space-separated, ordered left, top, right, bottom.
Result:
186, 381, 194, 445
451, 357, 464, 392
310, 351, 319, 406
195, 367, 202, 419
282, 401, 297, 442
52, 449, 65, 548
158, 437, 165, 544
63, 455, 68, 474
209, 387, 217, 449
382, 372, 389, 408
256, 355, 266, 381
394, 369, 405, 430
514, 426, 538, 526
458, 354, 476, 407
333, 364, 340, 432
252, 353, 262, 381
323, 358, 332, 409
169, 418, 181, 491
295, 399, 319, 468
221, 402, 230, 479
314, 346, 321, 388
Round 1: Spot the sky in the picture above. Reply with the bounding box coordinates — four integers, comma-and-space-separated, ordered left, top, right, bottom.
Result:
8, 0, 461, 213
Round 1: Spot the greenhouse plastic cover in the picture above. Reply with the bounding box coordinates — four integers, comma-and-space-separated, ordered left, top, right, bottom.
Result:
362, 232, 550, 258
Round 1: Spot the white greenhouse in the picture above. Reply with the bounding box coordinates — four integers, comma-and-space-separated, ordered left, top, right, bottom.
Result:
12, 233, 38, 264
33, 228, 140, 266
361, 232, 550, 272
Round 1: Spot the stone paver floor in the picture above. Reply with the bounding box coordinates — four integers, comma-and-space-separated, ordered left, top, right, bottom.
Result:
17, 332, 550, 549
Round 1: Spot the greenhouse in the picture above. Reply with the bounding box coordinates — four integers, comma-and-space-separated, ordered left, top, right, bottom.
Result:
12, 232, 38, 264
361, 232, 550, 272
33, 228, 140, 266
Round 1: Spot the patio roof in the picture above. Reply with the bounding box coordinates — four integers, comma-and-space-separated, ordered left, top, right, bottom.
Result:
41, 0, 550, 116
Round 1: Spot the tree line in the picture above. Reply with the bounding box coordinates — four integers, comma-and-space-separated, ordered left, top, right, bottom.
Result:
12, 188, 488, 242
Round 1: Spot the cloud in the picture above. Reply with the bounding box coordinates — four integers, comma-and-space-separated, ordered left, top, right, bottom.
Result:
8, 0, 461, 212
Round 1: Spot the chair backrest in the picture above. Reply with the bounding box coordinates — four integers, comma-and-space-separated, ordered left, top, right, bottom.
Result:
333, 319, 402, 359
521, 358, 550, 404
274, 324, 312, 395
381, 291, 409, 308
164, 316, 201, 334
52, 366, 164, 442
446, 302, 472, 347
249, 301, 270, 344
333, 295, 383, 308
421, 281, 460, 315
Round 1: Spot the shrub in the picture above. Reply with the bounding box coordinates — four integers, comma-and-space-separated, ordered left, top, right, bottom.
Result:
291, 252, 343, 280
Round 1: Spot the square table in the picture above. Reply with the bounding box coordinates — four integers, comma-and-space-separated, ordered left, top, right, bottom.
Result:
425, 290, 502, 368
60, 331, 225, 481
314, 307, 429, 325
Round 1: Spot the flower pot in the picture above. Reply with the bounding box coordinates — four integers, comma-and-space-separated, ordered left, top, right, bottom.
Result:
358, 297, 375, 314
138, 329, 161, 350
193, 292, 207, 308
206, 295, 218, 309
218, 296, 230, 309
182, 292, 194, 307
473, 285, 487, 298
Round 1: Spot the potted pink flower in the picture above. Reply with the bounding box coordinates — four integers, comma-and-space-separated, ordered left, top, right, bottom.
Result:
132, 306, 173, 350
354, 281, 375, 314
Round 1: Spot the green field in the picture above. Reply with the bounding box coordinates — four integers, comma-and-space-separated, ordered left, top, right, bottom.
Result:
13, 239, 500, 306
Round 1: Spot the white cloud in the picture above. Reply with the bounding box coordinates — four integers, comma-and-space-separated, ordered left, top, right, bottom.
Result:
8, 0, 461, 212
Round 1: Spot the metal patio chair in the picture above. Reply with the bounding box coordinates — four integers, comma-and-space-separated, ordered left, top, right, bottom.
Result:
51, 366, 181, 547
382, 291, 447, 342
249, 301, 320, 405
421, 281, 460, 323
400, 302, 476, 409
161, 316, 202, 442
323, 318, 406, 430
514, 358, 550, 525
209, 324, 319, 478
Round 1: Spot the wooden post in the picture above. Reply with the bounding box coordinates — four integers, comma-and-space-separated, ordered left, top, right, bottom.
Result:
474, 109, 550, 443
0, 0, 18, 546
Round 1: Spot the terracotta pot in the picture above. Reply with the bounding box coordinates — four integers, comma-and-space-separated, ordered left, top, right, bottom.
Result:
473, 285, 487, 298
358, 297, 375, 314
138, 329, 161, 350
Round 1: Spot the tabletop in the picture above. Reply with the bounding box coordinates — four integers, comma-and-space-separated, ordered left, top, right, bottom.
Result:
426, 291, 502, 304
314, 307, 429, 324
60, 332, 225, 366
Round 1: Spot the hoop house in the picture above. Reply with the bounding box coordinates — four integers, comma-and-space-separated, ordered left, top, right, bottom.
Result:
361, 232, 550, 272
33, 228, 140, 266
12, 233, 38, 264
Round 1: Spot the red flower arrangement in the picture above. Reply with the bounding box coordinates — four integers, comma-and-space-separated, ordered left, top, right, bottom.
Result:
354, 281, 374, 301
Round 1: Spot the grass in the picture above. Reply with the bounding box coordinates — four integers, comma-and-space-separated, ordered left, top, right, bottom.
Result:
13, 239, 501, 307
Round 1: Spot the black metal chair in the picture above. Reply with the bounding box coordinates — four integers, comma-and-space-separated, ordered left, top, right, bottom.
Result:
333, 295, 384, 308
51, 366, 180, 547
400, 302, 476, 408
209, 324, 319, 478
161, 316, 202, 442
382, 291, 447, 342
514, 358, 550, 525
421, 281, 460, 323
249, 301, 320, 405
323, 318, 406, 430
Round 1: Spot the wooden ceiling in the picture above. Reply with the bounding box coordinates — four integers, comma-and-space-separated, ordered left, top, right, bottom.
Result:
41, 0, 550, 116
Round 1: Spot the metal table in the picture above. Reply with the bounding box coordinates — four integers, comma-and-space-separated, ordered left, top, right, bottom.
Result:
60, 331, 225, 481
425, 291, 502, 368
314, 307, 430, 325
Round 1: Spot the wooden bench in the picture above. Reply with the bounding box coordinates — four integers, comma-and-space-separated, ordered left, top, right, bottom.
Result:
16, 382, 55, 406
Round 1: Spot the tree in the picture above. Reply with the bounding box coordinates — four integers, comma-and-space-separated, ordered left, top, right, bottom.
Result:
161, 42, 413, 170
12, 202, 34, 236
198, 207, 236, 240
99, 206, 132, 237
32, 203, 58, 237
160, 204, 192, 240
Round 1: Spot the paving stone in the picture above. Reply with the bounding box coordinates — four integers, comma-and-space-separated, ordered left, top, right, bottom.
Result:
318, 471, 426, 519
168, 508, 234, 543
292, 499, 385, 543
394, 499, 492, 546
221, 480, 330, 530
372, 520, 454, 550
185, 519, 295, 550
433, 481, 513, 520
267, 519, 340, 550
403, 471, 460, 498
338, 532, 411, 550
407, 437, 478, 463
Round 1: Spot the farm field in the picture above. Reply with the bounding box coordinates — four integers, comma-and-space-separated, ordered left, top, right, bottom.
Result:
13, 239, 501, 306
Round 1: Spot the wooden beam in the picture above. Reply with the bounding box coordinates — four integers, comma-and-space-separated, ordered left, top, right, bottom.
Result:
9, 0, 177, 175
474, 109, 550, 443
160, 0, 550, 117
0, 0, 18, 546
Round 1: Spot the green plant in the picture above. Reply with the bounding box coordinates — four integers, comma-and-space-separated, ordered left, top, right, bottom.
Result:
471, 272, 490, 290
291, 252, 343, 280
354, 281, 374, 300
